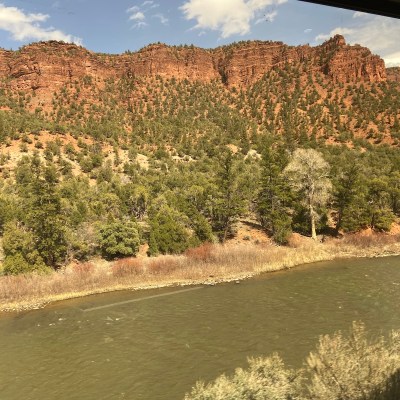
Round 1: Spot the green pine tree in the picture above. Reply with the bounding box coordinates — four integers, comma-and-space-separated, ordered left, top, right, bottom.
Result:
257, 143, 292, 244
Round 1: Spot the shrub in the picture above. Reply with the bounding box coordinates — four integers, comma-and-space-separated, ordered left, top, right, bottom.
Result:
368, 369, 400, 400
67, 223, 99, 261
185, 354, 303, 400
147, 257, 181, 275
149, 207, 192, 255
3, 253, 49, 275
111, 258, 143, 278
2, 222, 49, 275
99, 220, 140, 259
307, 321, 400, 400
185, 322, 400, 400
342, 233, 397, 249
3, 253, 31, 275
272, 214, 292, 245
184, 243, 215, 263
72, 262, 94, 277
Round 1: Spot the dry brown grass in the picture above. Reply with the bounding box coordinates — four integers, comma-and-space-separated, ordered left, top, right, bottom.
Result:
184, 242, 215, 262
341, 233, 400, 248
111, 258, 144, 278
147, 256, 183, 275
1, 235, 400, 313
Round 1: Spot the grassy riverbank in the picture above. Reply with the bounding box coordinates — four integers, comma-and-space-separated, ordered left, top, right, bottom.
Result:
1, 233, 400, 313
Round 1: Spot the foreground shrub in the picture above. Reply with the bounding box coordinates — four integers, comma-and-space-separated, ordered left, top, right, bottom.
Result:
185, 354, 303, 400
185, 322, 400, 400
368, 369, 400, 400
307, 322, 400, 400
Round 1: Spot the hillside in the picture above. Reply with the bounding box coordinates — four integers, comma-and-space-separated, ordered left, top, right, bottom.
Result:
0, 35, 400, 275
1, 35, 399, 160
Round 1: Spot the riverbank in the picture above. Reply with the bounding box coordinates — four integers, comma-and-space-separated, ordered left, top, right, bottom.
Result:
1, 233, 400, 313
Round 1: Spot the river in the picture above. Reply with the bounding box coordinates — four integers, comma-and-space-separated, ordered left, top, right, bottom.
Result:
0, 256, 399, 399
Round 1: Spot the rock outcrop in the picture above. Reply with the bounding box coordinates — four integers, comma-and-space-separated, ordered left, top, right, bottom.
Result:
0, 35, 387, 99
320, 35, 386, 83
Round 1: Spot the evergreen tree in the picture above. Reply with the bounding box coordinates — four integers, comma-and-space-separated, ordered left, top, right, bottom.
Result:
211, 150, 245, 241
366, 178, 395, 231
257, 143, 292, 244
333, 161, 363, 232
2, 221, 48, 275
99, 220, 140, 259
28, 162, 68, 267
148, 204, 194, 255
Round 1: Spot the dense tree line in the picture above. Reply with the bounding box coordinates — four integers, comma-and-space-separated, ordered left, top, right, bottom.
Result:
1, 132, 400, 274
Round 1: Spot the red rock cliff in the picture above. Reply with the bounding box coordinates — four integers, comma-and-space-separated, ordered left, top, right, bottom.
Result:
0, 36, 386, 98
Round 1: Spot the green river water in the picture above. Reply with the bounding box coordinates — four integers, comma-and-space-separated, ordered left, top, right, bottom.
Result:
0, 256, 399, 399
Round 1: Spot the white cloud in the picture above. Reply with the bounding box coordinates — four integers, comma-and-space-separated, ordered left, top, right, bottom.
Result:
132, 21, 147, 29
129, 11, 145, 21
127, 5, 147, 28
255, 10, 277, 24
127, 5, 140, 13
127, 2, 161, 29
385, 51, 400, 67
315, 14, 400, 66
180, 0, 287, 38
152, 13, 169, 25
315, 27, 354, 42
0, 3, 81, 44
304, 28, 312, 33
352, 11, 368, 18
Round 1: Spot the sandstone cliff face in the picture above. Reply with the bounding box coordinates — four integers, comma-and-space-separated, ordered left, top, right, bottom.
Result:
0, 36, 387, 100
116, 44, 218, 81
213, 41, 313, 86
1, 41, 116, 97
320, 35, 386, 83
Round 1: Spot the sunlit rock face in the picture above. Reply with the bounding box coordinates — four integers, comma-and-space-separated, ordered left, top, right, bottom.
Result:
0, 35, 386, 109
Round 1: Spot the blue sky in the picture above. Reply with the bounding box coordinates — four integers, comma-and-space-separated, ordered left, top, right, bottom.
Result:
0, 0, 399, 66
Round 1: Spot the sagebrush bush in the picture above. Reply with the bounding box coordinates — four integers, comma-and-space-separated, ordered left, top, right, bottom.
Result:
185, 354, 303, 400
185, 322, 400, 400
307, 322, 400, 400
